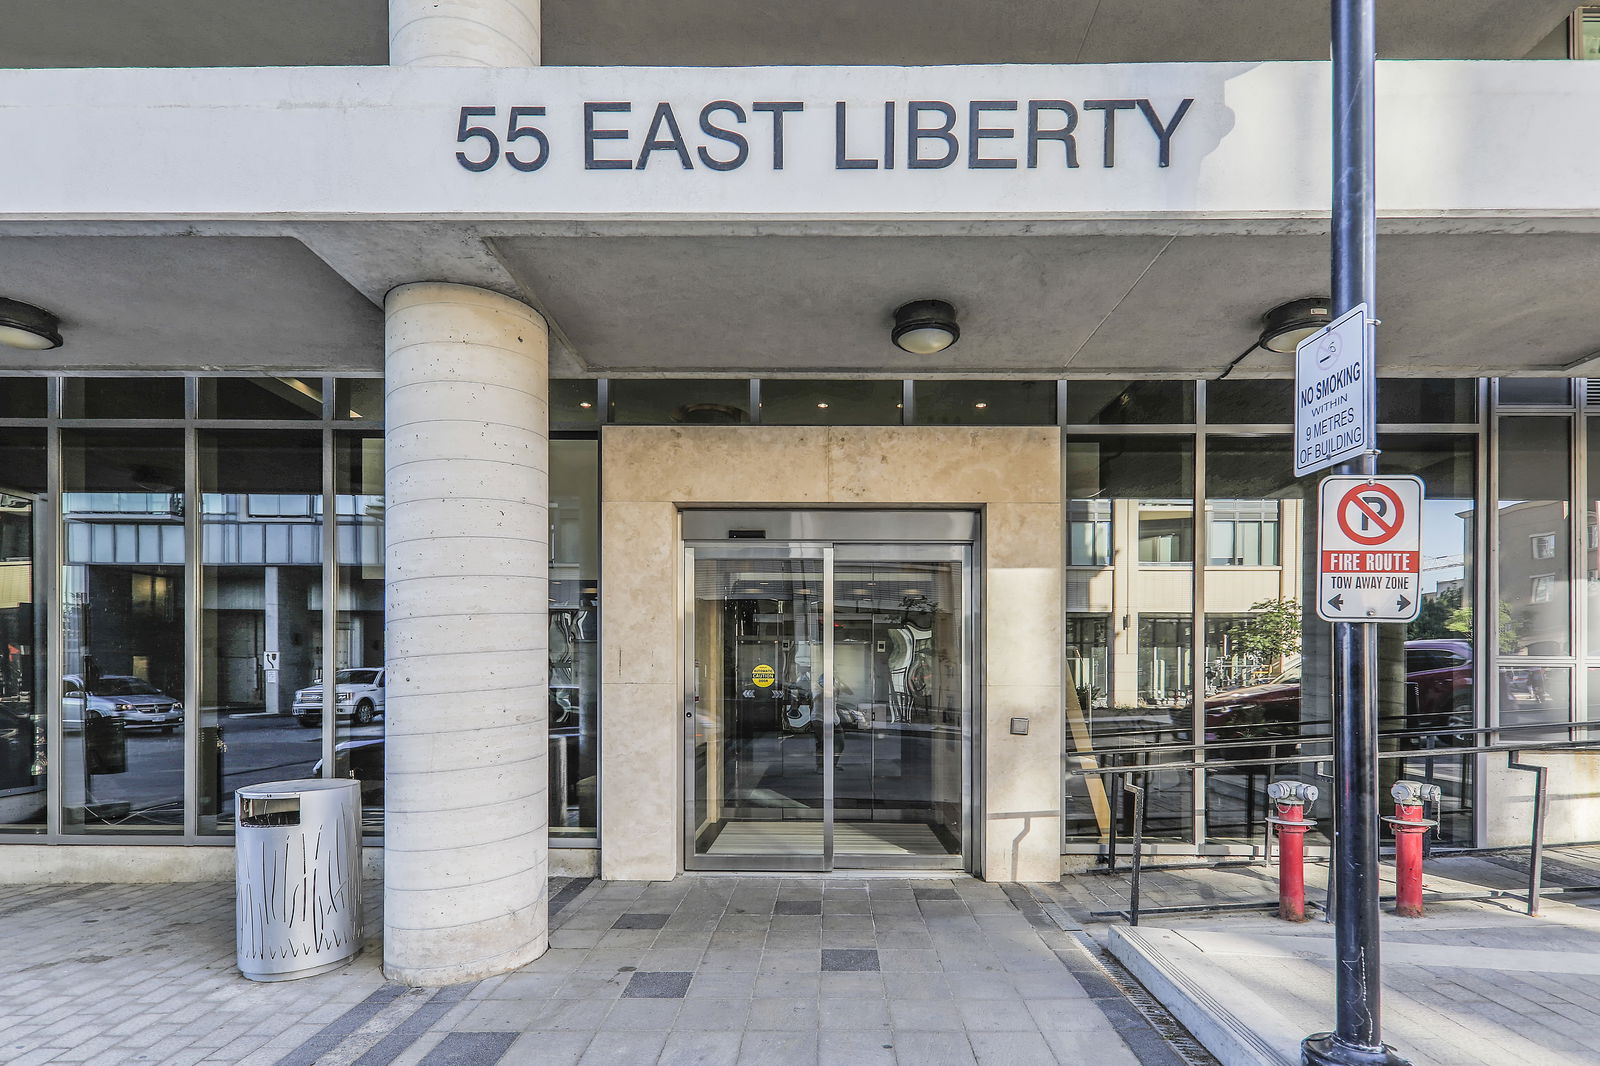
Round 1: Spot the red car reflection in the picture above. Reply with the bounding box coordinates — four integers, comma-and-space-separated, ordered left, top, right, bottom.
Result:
1205, 639, 1474, 755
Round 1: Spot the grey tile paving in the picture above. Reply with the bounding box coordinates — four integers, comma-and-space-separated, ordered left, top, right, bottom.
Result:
820, 947, 880, 972
773, 900, 821, 915
415, 1031, 518, 1066
622, 972, 694, 999
0, 872, 1193, 1066
613, 913, 672, 930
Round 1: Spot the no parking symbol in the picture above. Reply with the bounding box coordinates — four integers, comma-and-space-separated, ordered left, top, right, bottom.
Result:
1317, 475, 1424, 623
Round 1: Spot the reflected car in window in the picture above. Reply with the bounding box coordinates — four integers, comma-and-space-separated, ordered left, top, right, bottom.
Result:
1204, 639, 1475, 755
62, 674, 183, 732
293, 668, 386, 727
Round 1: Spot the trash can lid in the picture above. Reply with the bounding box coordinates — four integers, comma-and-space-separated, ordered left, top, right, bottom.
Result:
236, 778, 360, 799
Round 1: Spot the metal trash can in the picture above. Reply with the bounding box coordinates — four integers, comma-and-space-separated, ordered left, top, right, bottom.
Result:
235, 778, 363, 981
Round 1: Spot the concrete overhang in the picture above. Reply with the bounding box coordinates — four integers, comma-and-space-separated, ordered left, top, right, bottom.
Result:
0, 0, 1578, 68
4, 225, 1599, 380
1, 61, 1597, 379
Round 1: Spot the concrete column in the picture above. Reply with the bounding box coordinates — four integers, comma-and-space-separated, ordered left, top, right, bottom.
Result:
383, 282, 549, 986
389, 0, 540, 67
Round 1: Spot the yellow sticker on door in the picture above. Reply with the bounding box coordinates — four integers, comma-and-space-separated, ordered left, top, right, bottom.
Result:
751, 664, 776, 688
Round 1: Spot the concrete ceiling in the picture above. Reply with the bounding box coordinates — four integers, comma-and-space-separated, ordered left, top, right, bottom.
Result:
5, 228, 1599, 381
495, 232, 1600, 378
0, 0, 1577, 68
0, 237, 382, 372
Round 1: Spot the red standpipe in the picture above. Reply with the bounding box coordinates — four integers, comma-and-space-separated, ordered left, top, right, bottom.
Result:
1385, 781, 1440, 919
1266, 781, 1318, 923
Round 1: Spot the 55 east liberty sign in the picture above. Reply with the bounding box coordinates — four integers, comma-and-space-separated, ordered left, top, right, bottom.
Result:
453, 97, 1195, 174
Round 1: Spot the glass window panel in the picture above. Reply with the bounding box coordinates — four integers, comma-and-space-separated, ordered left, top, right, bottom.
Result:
1498, 418, 1570, 656
0, 488, 45, 831
0, 429, 46, 495
762, 380, 902, 426
1200, 437, 1319, 845
1067, 500, 1111, 567
550, 379, 599, 429
1584, 7, 1600, 60
913, 380, 1054, 425
198, 377, 324, 420
1584, 421, 1600, 657
61, 429, 187, 833
1206, 380, 1293, 425
1498, 379, 1571, 406
1063, 435, 1194, 844
334, 378, 385, 422
1378, 379, 1476, 423
335, 433, 386, 835
1500, 665, 1571, 744
62, 377, 185, 419
609, 379, 750, 424
549, 439, 599, 839
1066, 381, 1193, 425
197, 431, 323, 835
0, 377, 47, 419
1377, 434, 1480, 845
831, 556, 965, 862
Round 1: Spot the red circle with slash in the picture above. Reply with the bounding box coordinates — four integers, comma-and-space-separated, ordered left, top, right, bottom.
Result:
1336, 483, 1405, 546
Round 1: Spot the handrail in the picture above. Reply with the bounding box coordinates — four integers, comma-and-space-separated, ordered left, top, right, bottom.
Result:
1067, 735, 1600, 777
1085, 739, 1598, 924
1065, 720, 1600, 764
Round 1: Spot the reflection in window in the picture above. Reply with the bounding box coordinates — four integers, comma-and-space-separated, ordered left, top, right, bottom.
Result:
0, 476, 45, 832
1498, 417, 1570, 656
198, 431, 324, 834
549, 439, 599, 839
335, 433, 386, 833
61, 430, 186, 833
1207, 501, 1279, 566
1062, 436, 1194, 844
1065, 615, 1111, 710
1067, 500, 1110, 567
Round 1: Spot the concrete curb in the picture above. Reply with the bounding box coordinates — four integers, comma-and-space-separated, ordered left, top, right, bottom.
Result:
1107, 926, 1296, 1066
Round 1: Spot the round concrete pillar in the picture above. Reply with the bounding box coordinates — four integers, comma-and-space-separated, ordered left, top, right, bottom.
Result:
389, 0, 541, 66
383, 282, 549, 986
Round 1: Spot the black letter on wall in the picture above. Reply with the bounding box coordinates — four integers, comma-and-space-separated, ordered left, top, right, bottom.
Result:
584, 102, 633, 170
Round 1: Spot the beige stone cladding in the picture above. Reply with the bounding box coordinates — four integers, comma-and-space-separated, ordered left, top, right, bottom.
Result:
600, 426, 1063, 883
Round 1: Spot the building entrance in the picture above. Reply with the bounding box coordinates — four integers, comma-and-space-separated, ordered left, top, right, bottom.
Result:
683, 512, 974, 871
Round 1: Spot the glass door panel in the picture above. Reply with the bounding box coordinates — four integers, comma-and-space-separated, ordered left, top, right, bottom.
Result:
687, 547, 829, 870
832, 549, 966, 868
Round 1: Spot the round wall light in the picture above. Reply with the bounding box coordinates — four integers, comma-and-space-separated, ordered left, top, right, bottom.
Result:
892, 299, 960, 354
0, 298, 62, 351
1258, 297, 1330, 354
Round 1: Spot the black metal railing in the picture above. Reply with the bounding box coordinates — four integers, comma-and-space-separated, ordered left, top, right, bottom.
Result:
1065, 721, 1600, 925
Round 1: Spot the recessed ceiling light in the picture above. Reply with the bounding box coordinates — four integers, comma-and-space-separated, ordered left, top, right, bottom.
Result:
817, 403, 830, 409
974, 402, 988, 409
579, 401, 592, 408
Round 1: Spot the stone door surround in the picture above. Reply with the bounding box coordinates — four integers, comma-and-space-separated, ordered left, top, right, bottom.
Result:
599, 426, 1063, 883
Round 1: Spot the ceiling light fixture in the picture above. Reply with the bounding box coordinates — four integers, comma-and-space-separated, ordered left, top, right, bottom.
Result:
1258, 297, 1331, 355
974, 402, 988, 409
0, 298, 62, 351
891, 299, 960, 354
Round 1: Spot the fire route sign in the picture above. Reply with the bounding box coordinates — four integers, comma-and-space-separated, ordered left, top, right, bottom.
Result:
1316, 475, 1424, 623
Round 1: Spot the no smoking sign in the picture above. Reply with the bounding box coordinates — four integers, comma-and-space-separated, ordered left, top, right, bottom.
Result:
1317, 475, 1424, 623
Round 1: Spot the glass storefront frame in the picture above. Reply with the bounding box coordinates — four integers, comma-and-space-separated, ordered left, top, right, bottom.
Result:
1061, 378, 1491, 856
0, 374, 385, 843
20, 369, 1600, 860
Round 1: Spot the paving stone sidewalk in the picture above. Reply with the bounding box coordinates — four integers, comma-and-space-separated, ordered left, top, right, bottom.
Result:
0, 874, 1198, 1066
1046, 846, 1600, 1066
